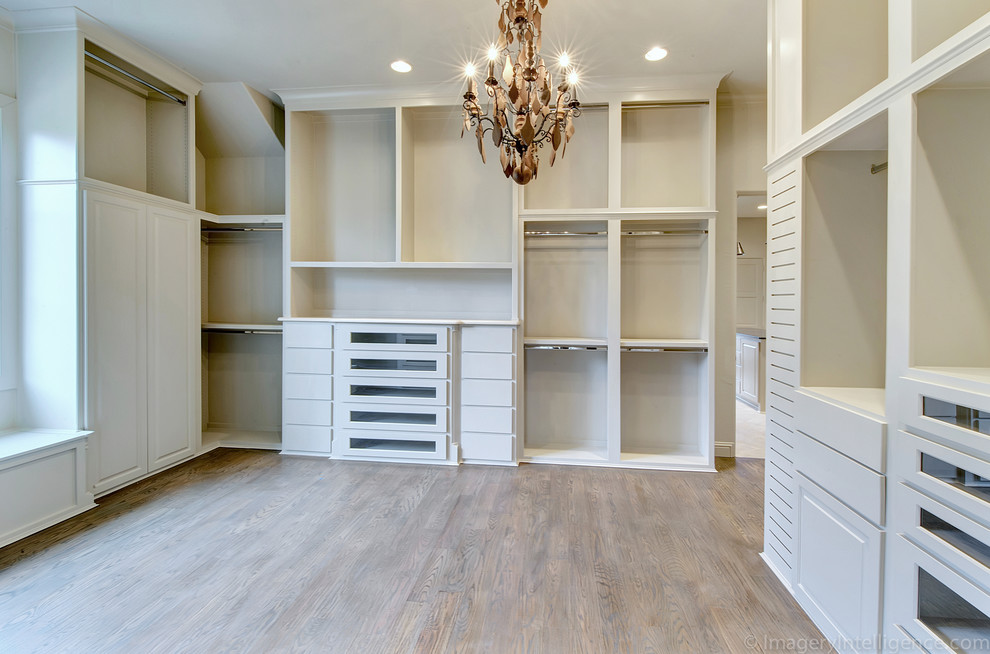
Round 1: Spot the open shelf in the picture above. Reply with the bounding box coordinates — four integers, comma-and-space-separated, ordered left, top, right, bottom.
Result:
620, 349, 708, 461
912, 79, 990, 376
84, 41, 189, 203
290, 267, 512, 321
621, 220, 709, 341
289, 108, 396, 262
289, 261, 512, 270
202, 228, 281, 325
912, 1, 990, 61
400, 105, 512, 263
524, 337, 608, 348
524, 348, 608, 462
621, 102, 710, 209
800, 386, 886, 421
802, 140, 887, 391
524, 221, 607, 340
202, 331, 282, 442
522, 105, 609, 211
203, 429, 282, 451
802, 0, 887, 132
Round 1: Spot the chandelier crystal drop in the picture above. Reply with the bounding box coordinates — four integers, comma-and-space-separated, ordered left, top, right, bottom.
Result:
461, 0, 581, 185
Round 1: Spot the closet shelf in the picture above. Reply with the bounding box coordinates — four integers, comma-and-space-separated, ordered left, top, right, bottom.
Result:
202, 429, 282, 451
202, 322, 283, 333
524, 337, 608, 348
290, 261, 513, 270
620, 338, 709, 350
520, 208, 716, 221
799, 386, 886, 421
906, 368, 990, 397
200, 214, 284, 226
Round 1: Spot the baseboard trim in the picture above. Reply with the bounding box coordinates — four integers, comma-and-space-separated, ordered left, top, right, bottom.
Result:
715, 441, 735, 458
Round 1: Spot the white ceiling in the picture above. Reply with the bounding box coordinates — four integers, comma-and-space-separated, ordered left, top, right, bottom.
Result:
2, 0, 767, 102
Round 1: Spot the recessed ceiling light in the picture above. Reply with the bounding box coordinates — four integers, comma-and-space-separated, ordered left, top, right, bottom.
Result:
390, 60, 412, 73
757, 204, 768, 210
645, 47, 668, 62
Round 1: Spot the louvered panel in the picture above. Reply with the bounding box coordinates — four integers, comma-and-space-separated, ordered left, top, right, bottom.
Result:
763, 163, 802, 587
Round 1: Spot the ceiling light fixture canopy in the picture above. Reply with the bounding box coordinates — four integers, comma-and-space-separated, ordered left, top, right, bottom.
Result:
645, 46, 668, 62
462, 0, 581, 185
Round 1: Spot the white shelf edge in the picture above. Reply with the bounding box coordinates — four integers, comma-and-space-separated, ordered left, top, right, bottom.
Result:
278, 316, 520, 326
620, 338, 709, 349
524, 336, 608, 347
200, 213, 285, 225
289, 261, 513, 270
905, 368, 990, 397
202, 322, 283, 332
520, 208, 716, 220
797, 386, 887, 421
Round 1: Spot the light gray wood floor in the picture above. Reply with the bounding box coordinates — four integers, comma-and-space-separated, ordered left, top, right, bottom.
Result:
0, 451, 830, 653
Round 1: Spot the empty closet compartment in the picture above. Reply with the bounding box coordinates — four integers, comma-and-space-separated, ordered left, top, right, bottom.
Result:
524, 221, 607, 342
524, 347, 608, 462
339, 430, 447, 461
201, 225, 282, 327
522, 105, 609, 211
620, 349, 709, 464
201, 331, 282, 448
801, 0, 887, 132
288, 108, 396, 262
335, 324, 448, 351
334, 350, 447, 379
290, 268, 513, 321
802, 117, 888, 412
621, 102, 711, 208
913, 73, 990, 388
912, 1, 990, 62
400, 105, 512, 263
621, 221, 710, 342
84, 42, 189, 203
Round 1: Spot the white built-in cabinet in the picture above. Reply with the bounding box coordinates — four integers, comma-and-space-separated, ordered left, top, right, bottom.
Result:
85, 190, 200, 494
766, 3, 990, 652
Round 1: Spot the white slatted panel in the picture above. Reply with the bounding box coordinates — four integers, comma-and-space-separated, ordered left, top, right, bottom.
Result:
764, 165, 801, 586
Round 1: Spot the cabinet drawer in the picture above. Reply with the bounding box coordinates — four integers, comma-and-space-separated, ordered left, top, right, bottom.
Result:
461, 406, 514, 434
795, 431, 884, 526
335, 350, 448, 379
283, 399, 332, 427
461, 432, 515, 462
461, 326, 514, 353
335, 324, 448, 351
337, 403, 447, 432
795, 390, 886, 472
461, 379, 514, 407
283, 322, 333, 349
336, 377, 447, 406
284, 373, 333, 401
337, 430, 447, 460
283, 348, 333, 375
462, 352, 514, 380
282, 425, 331, 454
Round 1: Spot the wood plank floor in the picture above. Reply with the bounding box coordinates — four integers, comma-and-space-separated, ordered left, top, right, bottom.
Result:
0, 451, 830, 653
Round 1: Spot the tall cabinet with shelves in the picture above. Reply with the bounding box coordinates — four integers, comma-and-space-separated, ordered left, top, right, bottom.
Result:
520, 87, 719, 471
766, 3, 990, 652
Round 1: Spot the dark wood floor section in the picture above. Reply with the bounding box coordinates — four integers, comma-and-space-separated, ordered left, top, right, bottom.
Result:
0, 452, 829, 653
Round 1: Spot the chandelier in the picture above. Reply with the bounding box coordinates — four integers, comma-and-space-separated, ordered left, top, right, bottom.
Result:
462, 0, 581, 185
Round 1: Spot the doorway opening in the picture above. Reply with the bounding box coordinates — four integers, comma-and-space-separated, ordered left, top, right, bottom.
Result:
735, 191, 767, 458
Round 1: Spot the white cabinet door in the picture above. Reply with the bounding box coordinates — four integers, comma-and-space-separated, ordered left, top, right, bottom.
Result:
740, 338, 760, 406
146, 207, 199, 470
86, 190, 149, 493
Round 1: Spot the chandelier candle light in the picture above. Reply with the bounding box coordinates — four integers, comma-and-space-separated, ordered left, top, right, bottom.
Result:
462, 0, 581, 185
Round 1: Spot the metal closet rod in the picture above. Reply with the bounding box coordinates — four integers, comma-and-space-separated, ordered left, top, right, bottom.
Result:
524, 229, 707, 237
202, 227, 283, 233
203, 328, 282, 335
524, 230, 606, 237
85, 51, 187, 106
524, 344, 606, 351
871, 162, 888, 175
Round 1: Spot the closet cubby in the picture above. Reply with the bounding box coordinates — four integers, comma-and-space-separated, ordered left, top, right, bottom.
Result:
912, 0, 990, 62
523, 220, 607, 342
195, 82, 285, 217
801, 143, 888, 411
801, 0, 887, 132
201, 225, 282, 326
289, 108, 397, 262
621, 103, 709, 208
290, 267, 512, 321
912, 81, 990, 387
522, 105, 609, 211
400, 105, 512, 263
620, 350, 708, 462
83, 42, 189, 203
620, 220, 710, 343
523, 348, 608, 461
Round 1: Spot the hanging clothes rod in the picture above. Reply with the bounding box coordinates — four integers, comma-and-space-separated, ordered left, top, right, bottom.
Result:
85, 51, 187, 106
524, 344, 606, 351
524, 231, 606, 237
203, 328, 282, 335
871, 162, 888, 175
622, 230, 708, 236
202, 227, 283, 233
621, 346, 708, 353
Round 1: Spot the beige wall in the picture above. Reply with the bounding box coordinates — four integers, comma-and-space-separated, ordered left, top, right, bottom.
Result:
715, 96, 767, 450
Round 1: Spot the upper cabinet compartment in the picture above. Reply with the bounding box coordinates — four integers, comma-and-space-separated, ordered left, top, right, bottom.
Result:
802, 0, 888, 133
195, 82, 285, 217
912, 0, 990, 61
621, 102, 711, 209
289, 108, 397, 263
523, 104, 609, 211
399, 105, 513, 263
84, 41, 190, 203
